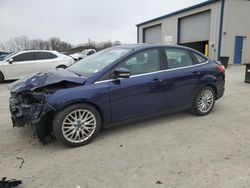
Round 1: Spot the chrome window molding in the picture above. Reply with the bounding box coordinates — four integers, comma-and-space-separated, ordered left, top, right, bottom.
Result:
94, 60, 209, 84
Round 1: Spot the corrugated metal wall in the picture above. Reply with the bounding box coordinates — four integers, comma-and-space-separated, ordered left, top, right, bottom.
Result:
138, 1, 222, 61
221, 0, 250, 64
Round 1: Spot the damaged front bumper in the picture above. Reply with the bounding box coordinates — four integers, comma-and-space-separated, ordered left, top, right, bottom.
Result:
9, 92, 56, 142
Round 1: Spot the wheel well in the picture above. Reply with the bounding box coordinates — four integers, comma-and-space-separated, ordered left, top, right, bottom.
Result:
193, 84, 218, 104
206, 84, 218, 99
0, 71, 4, 79
54, 101, 103, 126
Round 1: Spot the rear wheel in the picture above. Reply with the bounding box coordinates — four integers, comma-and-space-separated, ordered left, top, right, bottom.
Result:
0, 72, 4, 83
191, 86, 215, 116
52, 103, 101, 147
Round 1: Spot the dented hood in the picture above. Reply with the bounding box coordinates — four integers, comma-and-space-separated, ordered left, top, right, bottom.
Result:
9, 68, 87, 93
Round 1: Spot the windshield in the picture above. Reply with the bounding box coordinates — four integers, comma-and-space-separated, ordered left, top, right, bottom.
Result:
80, 50, 89, 56
68, 47, 131, 76
2, 52, 16, 60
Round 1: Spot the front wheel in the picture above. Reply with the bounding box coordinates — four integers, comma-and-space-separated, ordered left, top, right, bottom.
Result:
52, 103, 101, 147
191, 86, 215, 116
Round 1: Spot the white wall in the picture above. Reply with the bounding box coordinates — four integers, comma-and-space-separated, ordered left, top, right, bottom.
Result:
221, 0, 250, 64
138, 1, 222, 60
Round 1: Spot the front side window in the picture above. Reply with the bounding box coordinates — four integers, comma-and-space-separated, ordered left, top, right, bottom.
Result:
13, 52, 35, 62
116, 49, 161, 76
68, 47, 131, 77
35, 52, 57, 60
165, 48, 193, 69
193, 52, 207, 64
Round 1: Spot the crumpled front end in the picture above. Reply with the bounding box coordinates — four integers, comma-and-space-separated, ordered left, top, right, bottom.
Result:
8, 69, 87, 143
9, 91, 55, 142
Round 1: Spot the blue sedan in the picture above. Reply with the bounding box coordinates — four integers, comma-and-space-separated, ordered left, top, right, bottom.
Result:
9, 44, 225, 147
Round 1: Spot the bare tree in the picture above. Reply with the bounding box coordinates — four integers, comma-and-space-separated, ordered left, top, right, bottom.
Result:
0, 36, 122, 53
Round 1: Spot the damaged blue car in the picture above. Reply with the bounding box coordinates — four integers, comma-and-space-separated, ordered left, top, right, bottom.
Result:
9, 44, 225, 147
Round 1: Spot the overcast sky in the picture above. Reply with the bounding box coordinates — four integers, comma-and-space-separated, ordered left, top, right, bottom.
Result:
0, 0, 206, 45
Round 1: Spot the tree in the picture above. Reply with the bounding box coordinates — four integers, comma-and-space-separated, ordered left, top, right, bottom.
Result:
0, 36, 122, 53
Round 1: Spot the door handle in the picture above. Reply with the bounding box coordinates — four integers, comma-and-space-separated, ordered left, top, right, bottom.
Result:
152, 78, 163, 83
192, 71, 201, 75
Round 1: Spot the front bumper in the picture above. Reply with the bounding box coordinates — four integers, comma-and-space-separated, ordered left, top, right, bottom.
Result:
9, 94, 54, 142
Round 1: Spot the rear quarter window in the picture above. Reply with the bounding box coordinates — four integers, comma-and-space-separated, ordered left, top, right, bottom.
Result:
193, 52, 208, 64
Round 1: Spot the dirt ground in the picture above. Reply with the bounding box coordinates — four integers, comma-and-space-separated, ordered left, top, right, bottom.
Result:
0, 65, 250, 188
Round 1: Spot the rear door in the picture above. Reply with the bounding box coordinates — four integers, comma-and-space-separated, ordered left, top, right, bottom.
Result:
109, 48, 167, 122
33, 52, 59, 71
162, 47, 204, 109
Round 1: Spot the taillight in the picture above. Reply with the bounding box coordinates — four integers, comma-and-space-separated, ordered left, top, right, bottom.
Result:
217, 64, 225, 75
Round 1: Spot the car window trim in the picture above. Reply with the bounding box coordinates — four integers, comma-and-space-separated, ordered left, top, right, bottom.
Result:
94, 60, 209, 84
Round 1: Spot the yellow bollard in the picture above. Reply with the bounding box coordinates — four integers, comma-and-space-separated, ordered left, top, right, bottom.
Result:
205, 44, 209, 57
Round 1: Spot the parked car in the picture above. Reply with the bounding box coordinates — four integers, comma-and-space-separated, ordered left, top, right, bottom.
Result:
9, 44, 225, 147
0, 50, 75, 82
70, 49, 96, 61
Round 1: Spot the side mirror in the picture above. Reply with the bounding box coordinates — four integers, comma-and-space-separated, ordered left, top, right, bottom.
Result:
112, 67, 130, 79
7, 58, 13, 64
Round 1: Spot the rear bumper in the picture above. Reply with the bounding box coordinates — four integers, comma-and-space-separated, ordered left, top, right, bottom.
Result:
216, 81, 225, 100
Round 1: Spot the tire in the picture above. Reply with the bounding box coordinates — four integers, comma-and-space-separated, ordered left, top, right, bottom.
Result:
191, 86, 215, 116
52, 103, 101, 147
0, 72, 4, 83
56, 65, 67, 69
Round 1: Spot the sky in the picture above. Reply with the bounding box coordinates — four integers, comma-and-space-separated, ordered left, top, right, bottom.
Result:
0, 0, 206, 45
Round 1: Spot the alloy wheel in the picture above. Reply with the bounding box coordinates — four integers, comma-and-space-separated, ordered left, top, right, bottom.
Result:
197, 89, 214, 113
62, 109, 96, 143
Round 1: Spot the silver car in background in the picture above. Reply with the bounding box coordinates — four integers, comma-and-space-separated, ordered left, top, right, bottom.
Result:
0, 50, 75, 82
70, 49, 96, 61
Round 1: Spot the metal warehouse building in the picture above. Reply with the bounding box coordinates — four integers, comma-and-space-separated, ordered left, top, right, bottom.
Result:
136, 0, 250, 65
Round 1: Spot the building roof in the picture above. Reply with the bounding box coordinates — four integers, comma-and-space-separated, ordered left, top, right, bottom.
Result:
136, 0, 219, 26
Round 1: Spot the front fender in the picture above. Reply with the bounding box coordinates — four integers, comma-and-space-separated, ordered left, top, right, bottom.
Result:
46, 84, 111, 124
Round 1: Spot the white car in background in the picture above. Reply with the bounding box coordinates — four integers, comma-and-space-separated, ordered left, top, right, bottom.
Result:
0, 50, 75, 82
70, 49, 96, 61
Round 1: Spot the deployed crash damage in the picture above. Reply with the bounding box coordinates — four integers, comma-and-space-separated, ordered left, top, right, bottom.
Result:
9, 68, 86, 142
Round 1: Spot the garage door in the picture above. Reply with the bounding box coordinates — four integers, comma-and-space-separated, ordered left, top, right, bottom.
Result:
143, 24, 162, 43
179, 11, 211, 44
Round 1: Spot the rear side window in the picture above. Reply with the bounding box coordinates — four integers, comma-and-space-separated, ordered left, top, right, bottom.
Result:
165, 48, 193, 69
13, 52, 35, 62
193, 52, 207, 64
35, 52, 57, 60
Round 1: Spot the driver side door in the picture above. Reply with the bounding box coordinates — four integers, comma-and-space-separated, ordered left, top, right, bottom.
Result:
109, 48, 167, 123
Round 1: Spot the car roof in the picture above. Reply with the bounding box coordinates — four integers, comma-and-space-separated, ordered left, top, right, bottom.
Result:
114, 43, 198, 51
17, 50, 58, 53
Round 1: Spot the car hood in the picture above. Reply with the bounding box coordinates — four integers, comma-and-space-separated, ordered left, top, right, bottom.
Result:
9, 68, 87, 93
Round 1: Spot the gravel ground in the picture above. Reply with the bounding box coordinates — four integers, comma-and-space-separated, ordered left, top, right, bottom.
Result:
0, 65, 250, 188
